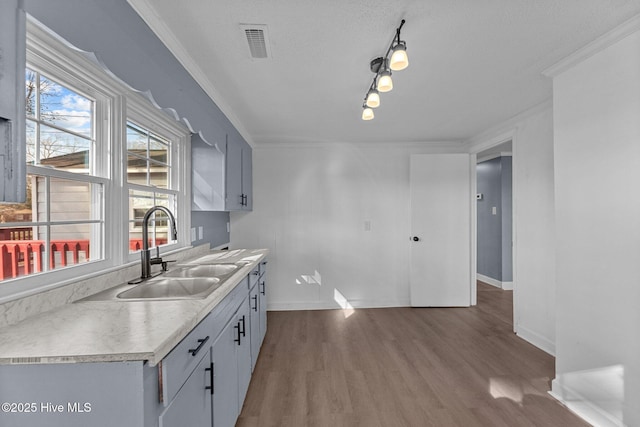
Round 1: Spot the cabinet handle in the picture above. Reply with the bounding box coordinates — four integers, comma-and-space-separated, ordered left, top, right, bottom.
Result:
252, 270, 260, 276
252, 295, 258, 311
260, 281, 265, 295
261, 261, 268, 266
188, 336, 210, 357
205, 362, 214, 395
240, 315, 246, 337
234, 324, 241, 345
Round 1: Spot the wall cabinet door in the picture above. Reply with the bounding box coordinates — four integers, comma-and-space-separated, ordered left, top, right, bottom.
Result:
192, 134, 225, 211
225, 135, 243, 211
225, 134, 252, 211
159, 350, 212, 427
241, 146, 252, 210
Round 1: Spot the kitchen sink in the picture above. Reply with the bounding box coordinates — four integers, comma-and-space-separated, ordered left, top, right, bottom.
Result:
163, 263, 239, 278
116, 277, 222, 300
80, 262, 245, 302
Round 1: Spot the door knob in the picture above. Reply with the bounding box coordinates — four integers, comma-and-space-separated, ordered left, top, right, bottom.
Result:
412, 236, 420, 242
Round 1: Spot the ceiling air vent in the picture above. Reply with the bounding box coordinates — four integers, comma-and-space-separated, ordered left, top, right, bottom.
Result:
240, 24, 271, 59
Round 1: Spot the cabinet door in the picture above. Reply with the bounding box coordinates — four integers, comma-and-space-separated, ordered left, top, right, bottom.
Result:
249, 284, 261, 371
211, 318, 239, 427
241, 147, 252, 210
0, 0, 26, 203
236, 298, 252, 405
192, 134, 224, 211
159, 351, 212, 427
259, 276, 268, 346
225, 135, 243, 211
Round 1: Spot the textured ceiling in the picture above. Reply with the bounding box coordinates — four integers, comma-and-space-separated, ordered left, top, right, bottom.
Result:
128, 0, 640, 145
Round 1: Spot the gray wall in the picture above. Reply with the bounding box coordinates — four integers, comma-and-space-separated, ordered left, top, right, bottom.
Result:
476, 156, 512, 282
24, 0, 240, 248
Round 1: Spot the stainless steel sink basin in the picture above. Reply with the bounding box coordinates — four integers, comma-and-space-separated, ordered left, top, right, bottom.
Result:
117, 277, 221, 300
79, 262, 245, 302
163, 264, 239, 278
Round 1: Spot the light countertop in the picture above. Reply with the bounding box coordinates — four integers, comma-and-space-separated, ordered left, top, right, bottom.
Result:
0, 249, 268, 366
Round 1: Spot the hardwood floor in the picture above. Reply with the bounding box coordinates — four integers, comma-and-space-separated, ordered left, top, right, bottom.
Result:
237, 282, 590, 427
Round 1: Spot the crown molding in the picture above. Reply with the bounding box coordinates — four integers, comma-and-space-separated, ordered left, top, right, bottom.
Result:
543, 13, 640, 78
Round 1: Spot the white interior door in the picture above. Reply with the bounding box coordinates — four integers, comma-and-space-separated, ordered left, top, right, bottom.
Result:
410, 154, 471, 307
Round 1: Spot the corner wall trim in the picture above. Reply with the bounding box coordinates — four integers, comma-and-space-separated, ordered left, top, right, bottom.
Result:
550, 379, 624, 427
516, 324, 555, 356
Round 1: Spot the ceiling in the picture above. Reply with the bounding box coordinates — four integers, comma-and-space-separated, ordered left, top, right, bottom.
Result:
128, 0, 640, 146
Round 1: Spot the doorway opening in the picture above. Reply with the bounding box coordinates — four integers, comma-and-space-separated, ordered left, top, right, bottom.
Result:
475, 141, 514, 320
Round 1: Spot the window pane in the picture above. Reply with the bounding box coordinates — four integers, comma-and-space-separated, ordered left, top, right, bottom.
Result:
0, 229, 45, 280
39, 75, 93, 138
49, 224, 95, 269
127, 123, 147, 151
149, 135, 168, 164
25, 69, 36, 118
38, 124, 91, 173
127, 154, 148, 185
48, 178, 99, 221
149, 161, 169, 189
26, 120, 36, 165
128, 190, 175, 253
126, 121, 172, 188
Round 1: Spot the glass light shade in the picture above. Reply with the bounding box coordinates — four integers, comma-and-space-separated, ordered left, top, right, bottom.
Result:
366, 89, 380, 108
377, 71, 393, 92
362, 107, 374, 121
390, 43, 409, 71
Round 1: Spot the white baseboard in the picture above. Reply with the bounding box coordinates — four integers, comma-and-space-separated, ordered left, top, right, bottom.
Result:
268, 299, 410, 311
550, 377, 625, 427
477, 274, 513, 290
516, 324, 555, 356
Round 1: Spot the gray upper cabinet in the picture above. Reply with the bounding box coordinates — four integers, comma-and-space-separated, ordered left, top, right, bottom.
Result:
0, 0, 26, 203
224, 133, 252, 211
192, 134, 225, 211
192, 132, 252, 212
225, 135, 243, 211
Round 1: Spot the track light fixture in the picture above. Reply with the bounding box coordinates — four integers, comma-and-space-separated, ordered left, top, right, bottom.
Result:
361, 19, 409, 120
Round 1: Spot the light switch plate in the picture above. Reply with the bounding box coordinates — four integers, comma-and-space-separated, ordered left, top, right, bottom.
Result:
198, 226, 204, 239
190, 227, 196, 242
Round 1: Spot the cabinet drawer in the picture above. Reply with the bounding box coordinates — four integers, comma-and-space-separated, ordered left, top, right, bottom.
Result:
259, 259, 268, 277
162, 313, 213, 405
248, 266, 260, 289
207, 277, 248, 345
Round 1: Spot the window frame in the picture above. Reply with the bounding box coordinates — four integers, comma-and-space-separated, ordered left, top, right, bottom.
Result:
0, 18, 191, 301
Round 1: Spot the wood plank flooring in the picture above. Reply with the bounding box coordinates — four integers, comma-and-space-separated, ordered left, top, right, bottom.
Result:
237, 282, 590, 427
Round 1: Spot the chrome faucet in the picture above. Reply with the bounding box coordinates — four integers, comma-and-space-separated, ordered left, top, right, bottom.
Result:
139, 206, 178, 280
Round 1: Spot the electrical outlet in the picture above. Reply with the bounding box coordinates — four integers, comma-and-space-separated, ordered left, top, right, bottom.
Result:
190, 227, 197, 242
198, 226, 204, 239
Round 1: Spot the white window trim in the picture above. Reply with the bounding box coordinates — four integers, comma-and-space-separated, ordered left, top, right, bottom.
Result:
0, 17, 191, 302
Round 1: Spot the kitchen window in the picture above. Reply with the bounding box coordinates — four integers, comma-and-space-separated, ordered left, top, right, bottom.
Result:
0, 19, 190, 300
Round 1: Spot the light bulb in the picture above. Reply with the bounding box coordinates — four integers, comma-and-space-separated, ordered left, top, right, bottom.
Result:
377, 70, 393, 92
362, 107, 374, 121
390, 42, 409, 71
366, 89, 380, 108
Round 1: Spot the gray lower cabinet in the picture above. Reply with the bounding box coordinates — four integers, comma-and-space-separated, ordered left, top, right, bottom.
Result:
0, 258, 268, 427
211, 318, 239, 427
258, 261, 268, 346
249, 282, 260, 371
159, 350, 212, 427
